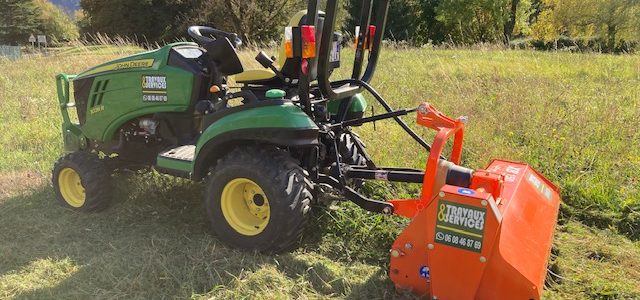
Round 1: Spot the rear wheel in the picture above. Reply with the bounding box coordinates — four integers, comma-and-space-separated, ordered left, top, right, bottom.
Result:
52, 152, 112, 212
338, 131, 370, 168
337, 131, 372, 190
204, 146, 313, 253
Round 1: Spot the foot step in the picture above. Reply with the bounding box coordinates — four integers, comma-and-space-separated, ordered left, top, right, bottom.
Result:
158, 145, 195, 162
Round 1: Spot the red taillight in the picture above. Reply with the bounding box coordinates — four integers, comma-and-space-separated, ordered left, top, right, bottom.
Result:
355, 25, 377, 50
301, 59, 309, 75
301, 25, 316, 59
368, 25, 376, 50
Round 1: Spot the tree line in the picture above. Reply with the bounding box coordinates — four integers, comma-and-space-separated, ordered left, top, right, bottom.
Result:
344, 0, 640, 52
0, 0, 79, 45
2, 0, 639, 52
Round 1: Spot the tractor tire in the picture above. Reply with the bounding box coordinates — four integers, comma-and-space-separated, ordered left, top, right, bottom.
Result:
52, 152, 113, 212
204, 146, 313, 253
337, 131, 372, 190
338, 131, 369, 168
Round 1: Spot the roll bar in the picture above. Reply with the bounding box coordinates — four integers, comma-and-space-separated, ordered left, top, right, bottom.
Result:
297, 0, 320, 115
298, 0, 389, 108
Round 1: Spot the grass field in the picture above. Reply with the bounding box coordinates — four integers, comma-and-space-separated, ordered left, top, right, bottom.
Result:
0, 46, 639, 299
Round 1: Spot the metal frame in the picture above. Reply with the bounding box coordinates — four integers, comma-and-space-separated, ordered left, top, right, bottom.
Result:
315, 0, 390, 101
292, 0, 450, 214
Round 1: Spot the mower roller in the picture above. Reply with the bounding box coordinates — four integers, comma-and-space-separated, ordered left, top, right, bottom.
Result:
52, 0, 560, 298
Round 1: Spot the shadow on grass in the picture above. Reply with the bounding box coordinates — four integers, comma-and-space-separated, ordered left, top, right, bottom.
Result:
0, 174, 395, 299
275, 252, 413, 299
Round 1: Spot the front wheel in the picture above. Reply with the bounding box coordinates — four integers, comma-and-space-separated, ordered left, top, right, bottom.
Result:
204, 146, 313, 253
52, 152, 112, 212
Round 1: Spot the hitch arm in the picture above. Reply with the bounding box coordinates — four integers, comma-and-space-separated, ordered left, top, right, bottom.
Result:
318, 175, 394, 214
329, 108, 417, 128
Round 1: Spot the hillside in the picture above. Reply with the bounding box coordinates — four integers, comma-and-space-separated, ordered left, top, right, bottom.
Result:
0, 47, 639, 299
49, 0, 79, 14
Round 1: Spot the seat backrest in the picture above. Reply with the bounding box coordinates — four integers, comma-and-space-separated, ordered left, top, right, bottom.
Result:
203, 37, 244, 76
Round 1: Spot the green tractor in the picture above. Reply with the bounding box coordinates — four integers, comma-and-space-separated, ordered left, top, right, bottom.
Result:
53, 1, 561, 297
54, 5, 373, 252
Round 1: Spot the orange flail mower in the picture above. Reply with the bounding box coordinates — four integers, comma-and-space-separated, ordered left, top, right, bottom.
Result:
389, 103, 561, 299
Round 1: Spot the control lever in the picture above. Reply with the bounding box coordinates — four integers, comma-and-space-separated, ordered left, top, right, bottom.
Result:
255, 51, 287, 82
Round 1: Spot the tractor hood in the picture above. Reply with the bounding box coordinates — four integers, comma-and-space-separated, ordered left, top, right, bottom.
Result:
74, 42, 197, 80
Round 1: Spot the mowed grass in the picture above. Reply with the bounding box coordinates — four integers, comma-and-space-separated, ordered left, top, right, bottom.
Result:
0, 46, 639, 299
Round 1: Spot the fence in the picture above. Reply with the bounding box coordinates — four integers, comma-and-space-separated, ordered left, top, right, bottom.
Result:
0, 45, 22, 60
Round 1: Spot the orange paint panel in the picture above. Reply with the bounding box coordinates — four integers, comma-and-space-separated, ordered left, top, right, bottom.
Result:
390, 186, 501, 299
390, 162, 560, 299
476, 161, 561, 299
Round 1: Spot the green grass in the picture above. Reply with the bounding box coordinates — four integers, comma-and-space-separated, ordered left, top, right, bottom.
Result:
51, 45, 144, 56
0, 46, 639, 299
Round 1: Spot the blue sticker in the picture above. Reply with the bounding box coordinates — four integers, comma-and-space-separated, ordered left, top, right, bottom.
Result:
419, 266, 430, 279
458, 188, 475, 196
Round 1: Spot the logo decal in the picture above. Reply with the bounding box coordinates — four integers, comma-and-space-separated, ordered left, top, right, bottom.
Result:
142, 75, 167, 102
374, 171, 389, 181
457, 188, 475, 196
90, 105, 105, 115
419, 266, 430, 279
527, 172, 553, 201
434, 200, 486, 253
81, 59, 154, 77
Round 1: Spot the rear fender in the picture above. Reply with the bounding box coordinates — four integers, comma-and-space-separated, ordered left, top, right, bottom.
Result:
192, 102, 318, 180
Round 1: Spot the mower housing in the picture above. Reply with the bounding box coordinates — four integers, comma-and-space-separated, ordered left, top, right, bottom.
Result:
388, 104, 561, 299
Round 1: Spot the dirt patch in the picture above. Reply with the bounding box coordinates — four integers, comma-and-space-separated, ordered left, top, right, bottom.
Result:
0, 171, 47, 199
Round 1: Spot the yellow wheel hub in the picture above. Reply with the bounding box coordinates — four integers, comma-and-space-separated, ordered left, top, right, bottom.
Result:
221, 178, 270, 236
58, 168, 86, 208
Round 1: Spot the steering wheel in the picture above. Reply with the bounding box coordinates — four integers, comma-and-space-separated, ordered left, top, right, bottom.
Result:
188, 26, 242, 48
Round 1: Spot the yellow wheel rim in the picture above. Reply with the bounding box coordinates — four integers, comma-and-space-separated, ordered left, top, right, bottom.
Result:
58, 168, 86, 208
220, 178, 270, 236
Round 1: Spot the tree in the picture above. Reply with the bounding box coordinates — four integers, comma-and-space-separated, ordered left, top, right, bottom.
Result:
434, 0, 531, 44
531, 0, 640, 51
343, 0, 430, 44
435, 0, 509, 43
418, 0, 447, 43
49, 0, 80, 14
183, 0, 303, 43
79, 0, 193, 43
343, 0, 533, 45
224, 0, 302, 42
34, 0, 79, 42
593, 0, 639, 51
503, 0, 520, 41
0, 0, 39, 45
80, 0, 301, 43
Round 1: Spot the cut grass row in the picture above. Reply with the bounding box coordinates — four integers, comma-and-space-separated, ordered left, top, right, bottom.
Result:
0, 173, 399, 299
0, 172, 638, 299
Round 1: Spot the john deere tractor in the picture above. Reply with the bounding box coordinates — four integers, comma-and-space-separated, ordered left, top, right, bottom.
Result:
53, 1, 561, 298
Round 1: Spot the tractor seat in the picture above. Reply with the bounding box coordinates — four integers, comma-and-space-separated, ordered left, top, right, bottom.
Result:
234, 69, 276, 84
232, 10, 324, 86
